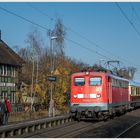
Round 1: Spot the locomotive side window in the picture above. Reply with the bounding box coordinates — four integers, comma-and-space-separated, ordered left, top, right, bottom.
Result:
89, 77, 102, 86
74, 78, 85, 86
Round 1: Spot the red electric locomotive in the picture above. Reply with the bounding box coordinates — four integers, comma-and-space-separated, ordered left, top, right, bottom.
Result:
70, 71, 130, 120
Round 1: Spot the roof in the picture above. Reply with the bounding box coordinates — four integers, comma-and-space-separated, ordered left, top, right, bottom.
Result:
72, 71, 107, 77
108, 74, 129, 82
0, 39, 25, 66
129, 80, 140, 87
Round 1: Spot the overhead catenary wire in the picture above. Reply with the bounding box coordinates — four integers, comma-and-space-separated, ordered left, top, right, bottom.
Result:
0, 6, 50, 31
26, 3, 123, 60
41, 2, 140, 80
0, 4, 140, 70
26, 2, 140, 68
115, 2, 140, 39
65, 37, 114, 61
115, 2, 140, 68
129, 3, 140, 25
0, 5, 115, 63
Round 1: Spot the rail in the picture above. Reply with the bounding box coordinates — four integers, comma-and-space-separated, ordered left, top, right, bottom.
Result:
115, 120, 140, 138
0, 114, 72, 138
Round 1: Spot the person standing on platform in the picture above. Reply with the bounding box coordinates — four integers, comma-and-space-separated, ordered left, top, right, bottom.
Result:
0, 99, 6, 125
5, 97, 12, 125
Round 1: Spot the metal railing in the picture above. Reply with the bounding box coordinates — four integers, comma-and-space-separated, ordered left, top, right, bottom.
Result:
0, 114, 72, 138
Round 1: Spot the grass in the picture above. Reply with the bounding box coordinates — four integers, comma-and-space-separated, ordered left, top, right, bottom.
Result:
9, 110, 48, 123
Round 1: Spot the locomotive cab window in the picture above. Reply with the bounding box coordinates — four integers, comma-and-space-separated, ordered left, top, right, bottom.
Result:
74, 78, 85, 86
89, 77, 102, 86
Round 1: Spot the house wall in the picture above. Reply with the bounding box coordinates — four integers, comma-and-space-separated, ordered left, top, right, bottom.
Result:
0, 64, 17, 104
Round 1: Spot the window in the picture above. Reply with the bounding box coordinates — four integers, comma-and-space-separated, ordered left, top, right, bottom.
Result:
4, 65, 7, 76
4, 77, 6, 82
112, 79, 116, 87
0, 65, 2, 76
2, 92, 5, 99
11, 67, 15, 77
74, 78, 85, 86
12, 67, 15, 77
11, 93, 15, 103
8, 77, 11, 83
89, 77, 102, 86
7, 66, 11, 76
1, 65, 8, 76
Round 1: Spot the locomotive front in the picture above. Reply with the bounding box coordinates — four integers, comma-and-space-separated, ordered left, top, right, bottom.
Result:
70, 71, 108, 120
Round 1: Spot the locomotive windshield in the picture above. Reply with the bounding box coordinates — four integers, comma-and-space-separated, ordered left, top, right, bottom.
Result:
74, 77, 85, 86
89, 77, 102, 86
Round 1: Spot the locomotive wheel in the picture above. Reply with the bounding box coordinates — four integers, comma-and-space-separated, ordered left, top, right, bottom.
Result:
97, 112, 104, 121
70, 112, 77, 121
77, 112, 81, 122
109, 111, 115, 119
73, 114, 77, 121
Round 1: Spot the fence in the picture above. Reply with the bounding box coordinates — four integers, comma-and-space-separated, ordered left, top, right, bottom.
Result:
0, 114, 72, 138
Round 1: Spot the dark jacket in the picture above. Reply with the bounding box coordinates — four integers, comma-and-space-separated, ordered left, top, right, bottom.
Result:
0, 102, 6, 115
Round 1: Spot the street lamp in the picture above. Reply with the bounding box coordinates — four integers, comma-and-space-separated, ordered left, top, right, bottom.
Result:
99, 59, 105, 66
49, 36, 57, 117
51, 36, 57, 40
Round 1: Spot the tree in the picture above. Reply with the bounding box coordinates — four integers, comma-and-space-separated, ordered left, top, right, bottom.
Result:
48, 18, 66, 56
17, 29, 46, 107
128, 66, 137, 80
47, 18, 67, 111
116, 67, 137, 80
92, 64, 107, 72
47, 18, 66, 74
15, 23, 92, 112
26, 29, 44, 110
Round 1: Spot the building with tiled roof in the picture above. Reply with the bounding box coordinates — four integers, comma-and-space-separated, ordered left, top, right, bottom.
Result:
0, 32, 25, 109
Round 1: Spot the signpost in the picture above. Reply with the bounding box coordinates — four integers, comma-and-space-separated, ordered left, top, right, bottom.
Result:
48, 35, 57, 117
48, 76, 57, 117
48, 76, 57, 82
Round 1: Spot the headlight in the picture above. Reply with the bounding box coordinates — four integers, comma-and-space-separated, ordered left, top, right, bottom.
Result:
74, 94, 77, 98
85, 71, 89, 75
96, 94, 101, 98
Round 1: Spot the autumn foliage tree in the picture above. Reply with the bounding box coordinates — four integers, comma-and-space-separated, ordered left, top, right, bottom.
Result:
15, 19, 90, 112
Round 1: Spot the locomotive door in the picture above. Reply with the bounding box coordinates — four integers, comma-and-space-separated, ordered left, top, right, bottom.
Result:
108, 77, 112, 104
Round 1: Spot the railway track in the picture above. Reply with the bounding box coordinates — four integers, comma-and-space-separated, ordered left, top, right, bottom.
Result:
115, 120, 140, 138
22, 120, 105, 138
9, 108, 140, 138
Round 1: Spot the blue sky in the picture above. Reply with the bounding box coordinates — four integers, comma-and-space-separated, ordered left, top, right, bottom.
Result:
1, 2, 140, 81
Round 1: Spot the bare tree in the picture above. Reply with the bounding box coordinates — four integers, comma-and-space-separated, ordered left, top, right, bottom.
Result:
48, 18, 66, 73
128, 66, 137, 80
117, 67, 137, 80
48, 18, 66, 56
25, 28, 44, 110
